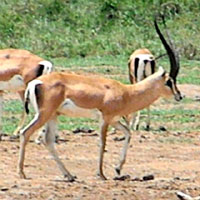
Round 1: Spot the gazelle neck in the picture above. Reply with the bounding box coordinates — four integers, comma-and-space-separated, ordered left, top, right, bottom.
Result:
127, 71, 165, 113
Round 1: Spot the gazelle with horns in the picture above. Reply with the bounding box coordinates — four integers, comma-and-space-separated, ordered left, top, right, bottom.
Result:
18, 19, 182, 181
127, 48, 156, 130
0, 49, 53, 134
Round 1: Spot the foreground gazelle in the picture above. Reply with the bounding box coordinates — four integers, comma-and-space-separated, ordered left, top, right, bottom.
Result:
18, 19, 182, 181
0, 49, 53, 134
127, 48, 156, 130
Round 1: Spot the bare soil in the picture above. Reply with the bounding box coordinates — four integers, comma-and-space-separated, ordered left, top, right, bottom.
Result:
0, 84, 200, 200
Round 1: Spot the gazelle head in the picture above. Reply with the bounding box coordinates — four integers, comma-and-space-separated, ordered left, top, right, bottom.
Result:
154, 18, 182, 101
164, 74, 182, 101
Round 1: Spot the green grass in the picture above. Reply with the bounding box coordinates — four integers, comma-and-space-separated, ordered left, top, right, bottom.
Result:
1, 1, 200, 60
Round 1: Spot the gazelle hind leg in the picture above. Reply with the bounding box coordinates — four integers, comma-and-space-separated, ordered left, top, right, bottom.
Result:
13, 111, 27, 136
13, 90, 26, 136
42, 119, 75, 182
18, 113, 44, 179
18, 81, 66, 179
112, 121, 131, 176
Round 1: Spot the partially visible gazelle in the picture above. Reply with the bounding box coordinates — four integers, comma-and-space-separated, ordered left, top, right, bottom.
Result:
18, 19, 182, 182
127, 48, 156, 130
0, 49, 53, 135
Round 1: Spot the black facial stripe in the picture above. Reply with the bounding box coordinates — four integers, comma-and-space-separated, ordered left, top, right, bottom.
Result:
166, 79, 173, 89
134, 57, 139, 80
35, 64, 44, 77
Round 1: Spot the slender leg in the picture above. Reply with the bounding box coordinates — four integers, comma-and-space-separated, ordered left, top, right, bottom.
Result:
13, 90, 25, 136
130, 111, 140, 130
123, 114, 132, 128
97, 120, 109, 180
42, 119, 75, 182
13, 111, 27, 136
18, 113, 42, 179
0, 92, 3, 134
34, 125, 47, 144
145, 107, 150, 131
112, 121, 131, 176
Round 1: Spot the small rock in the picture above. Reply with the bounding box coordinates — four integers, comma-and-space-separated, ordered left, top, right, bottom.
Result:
131, 177, 141, 182
113, 175, 131, 181
113, 136, 125, 142
73, 128, 94, 134
9, 135, 19, 141
0, 187, 9, 191
142, 174, 154, 181
159, 126, 167, 131
195, 96, 200, 101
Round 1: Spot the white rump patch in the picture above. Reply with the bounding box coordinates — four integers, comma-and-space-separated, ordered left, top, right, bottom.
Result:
136, 54, 154, 61
39, 60, 53, 74
25, 79, 43, 114
0, 74, 25, 91
136, 54, 154, 82
58, 98, 101, 120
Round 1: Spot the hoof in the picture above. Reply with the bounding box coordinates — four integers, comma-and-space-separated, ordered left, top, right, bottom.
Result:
145, 125, 150, 131
64, 175, 77, 182
19, 171, 27, 179
134, 124, 139, 131
115, 167, 121, 176
97, 173, 107, 180
10, 135, 20, 140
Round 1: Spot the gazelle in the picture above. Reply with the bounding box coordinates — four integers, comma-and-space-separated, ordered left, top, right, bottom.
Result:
0, 49, 53, 135
126, 48, 156, 131
18, 19, 182, 181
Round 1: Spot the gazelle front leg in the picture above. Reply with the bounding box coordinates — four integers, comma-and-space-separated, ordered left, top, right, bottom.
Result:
111, 121, 131, 176
97, 120, 109, 180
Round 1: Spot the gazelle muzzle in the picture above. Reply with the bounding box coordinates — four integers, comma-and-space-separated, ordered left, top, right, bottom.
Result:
165, 78, 182, 101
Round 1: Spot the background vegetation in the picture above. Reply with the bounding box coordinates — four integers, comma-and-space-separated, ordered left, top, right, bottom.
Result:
1, 0, 200, 60
1, 0, 200, 135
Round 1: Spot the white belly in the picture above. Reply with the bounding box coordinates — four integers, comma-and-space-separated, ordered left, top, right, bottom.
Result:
0, 75, 25, 91
58, 98, 101, 120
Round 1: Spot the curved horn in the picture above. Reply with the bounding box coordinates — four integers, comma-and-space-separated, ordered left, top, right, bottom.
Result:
154, 18, 180, 82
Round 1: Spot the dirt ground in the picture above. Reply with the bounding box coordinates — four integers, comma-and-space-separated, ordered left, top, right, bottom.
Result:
0, 84, 200, 200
